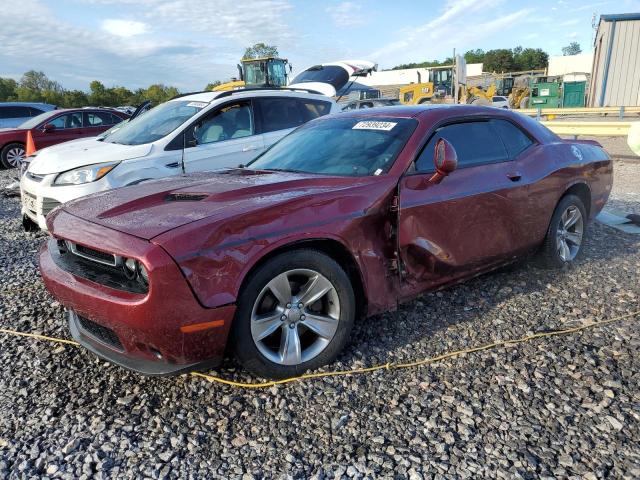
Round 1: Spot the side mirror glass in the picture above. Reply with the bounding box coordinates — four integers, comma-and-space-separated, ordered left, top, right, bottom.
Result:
43, 123, 55, 132
430, 138, 457, 184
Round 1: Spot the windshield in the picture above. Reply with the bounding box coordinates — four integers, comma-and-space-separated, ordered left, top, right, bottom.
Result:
103, 100, 206, 145
244, 62, 266, 85
19, 110, 58, 129
290, 65, 349, 90
248, 116, 417, 177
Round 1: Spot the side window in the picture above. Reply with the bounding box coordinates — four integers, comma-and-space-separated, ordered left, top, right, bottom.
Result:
415, 121, 509, 172
258, 98, 305, 133
29, 107, 44, 116
195, 101, 253, 144
299, 99, 332, 121
86, 112, 116, 127
0, 107, 8, 119
359, 102, 374, 109
490, 119, 533, 158
49, 113, 83, 129
2, 106, 31, 118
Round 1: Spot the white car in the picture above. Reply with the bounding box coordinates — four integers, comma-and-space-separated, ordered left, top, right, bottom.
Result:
20, 89, 338, 230
289, 60, 377, 97
492, 96, 510, 109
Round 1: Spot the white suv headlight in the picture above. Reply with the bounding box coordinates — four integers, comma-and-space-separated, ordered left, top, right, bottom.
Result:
54, 162, 119, 186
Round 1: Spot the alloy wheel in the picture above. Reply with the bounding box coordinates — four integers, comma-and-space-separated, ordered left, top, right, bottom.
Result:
556, 205, 584, 262
250, 269, 340, 366
5, 146, 25, 167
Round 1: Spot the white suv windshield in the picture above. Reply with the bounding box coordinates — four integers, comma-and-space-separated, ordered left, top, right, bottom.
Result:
103, 100, 206, 145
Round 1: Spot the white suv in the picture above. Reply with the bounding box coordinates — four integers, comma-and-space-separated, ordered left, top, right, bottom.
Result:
21, 89, 338, 230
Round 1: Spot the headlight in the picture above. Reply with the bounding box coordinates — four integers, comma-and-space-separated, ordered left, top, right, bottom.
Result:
53, 162, 119, 186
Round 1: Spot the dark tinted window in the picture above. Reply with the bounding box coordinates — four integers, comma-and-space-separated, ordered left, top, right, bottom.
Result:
415, 121, 508, 172
0, 106, 32, 118
299, 99, 332, 121
29, 107, 44, 116
49, 112, 83, 129
86, 111, 118, 126
290, 65, 349, 90
490, 119, 533, 158
258, 98, 305, 133
195, 101, 253, 144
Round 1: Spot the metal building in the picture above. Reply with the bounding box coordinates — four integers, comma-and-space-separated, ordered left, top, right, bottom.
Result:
589, 13, 640, 106
588, 13, 640, 107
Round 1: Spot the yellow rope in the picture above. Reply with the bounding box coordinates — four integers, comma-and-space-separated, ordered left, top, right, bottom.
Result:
1, 309, 638, 389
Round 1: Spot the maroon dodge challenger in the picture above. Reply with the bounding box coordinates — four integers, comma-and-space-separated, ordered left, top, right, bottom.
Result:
39, 106, 612, 378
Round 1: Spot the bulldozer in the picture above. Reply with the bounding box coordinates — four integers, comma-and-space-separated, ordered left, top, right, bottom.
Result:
399, 65, 456, 105
212, 57, 290, 91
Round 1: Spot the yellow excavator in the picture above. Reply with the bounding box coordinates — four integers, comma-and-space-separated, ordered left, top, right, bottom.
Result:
212, 57, 290, 91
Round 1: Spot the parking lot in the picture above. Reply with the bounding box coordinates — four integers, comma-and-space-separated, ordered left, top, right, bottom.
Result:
0, 152, 638, 478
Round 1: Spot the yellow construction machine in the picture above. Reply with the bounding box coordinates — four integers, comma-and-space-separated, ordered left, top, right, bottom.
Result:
399, 65, 456, 104
212, 57, 290, 91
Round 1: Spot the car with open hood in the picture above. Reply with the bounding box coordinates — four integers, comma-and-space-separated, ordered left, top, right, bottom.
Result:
20, 89, 337, 231
40, 105, 612, 379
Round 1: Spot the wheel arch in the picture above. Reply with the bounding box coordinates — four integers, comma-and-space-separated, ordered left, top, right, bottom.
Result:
562, 181, 592, 218
236, 238, 368, 319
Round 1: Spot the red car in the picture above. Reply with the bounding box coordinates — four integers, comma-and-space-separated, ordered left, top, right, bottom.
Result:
0, 108, 129, 168
39, 106, 613, 378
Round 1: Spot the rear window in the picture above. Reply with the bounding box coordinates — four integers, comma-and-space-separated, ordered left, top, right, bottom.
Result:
0, 106, 32, 118
490, 119, 533, 157
290, 65, 349, 91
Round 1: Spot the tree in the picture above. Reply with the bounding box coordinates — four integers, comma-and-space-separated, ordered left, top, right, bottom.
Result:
483, 49, 516, 72
514, 47, 549, 70
562, 42, 582, 56
464, 49, 485, 64
243, 43, 279, 59
0, 78, 17, 101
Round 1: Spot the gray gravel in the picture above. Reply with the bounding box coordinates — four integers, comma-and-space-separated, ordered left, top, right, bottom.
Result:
1, 164, 639, 479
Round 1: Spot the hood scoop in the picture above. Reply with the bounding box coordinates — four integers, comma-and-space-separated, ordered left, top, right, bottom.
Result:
165, 192, 208, 202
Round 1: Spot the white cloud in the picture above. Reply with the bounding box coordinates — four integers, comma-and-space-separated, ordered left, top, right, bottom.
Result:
101, 19, 149, 37
328, 2, 365, 27
567, 31, 579, 38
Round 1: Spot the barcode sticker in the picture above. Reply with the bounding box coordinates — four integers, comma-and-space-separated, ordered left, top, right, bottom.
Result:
352, 121, 397, 131
187, 101, 208, 108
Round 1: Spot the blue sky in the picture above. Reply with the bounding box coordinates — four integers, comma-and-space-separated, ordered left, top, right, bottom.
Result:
1, 0, 639, 91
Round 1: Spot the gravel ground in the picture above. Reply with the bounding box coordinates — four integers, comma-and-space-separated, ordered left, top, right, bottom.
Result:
1, 161, 639, 479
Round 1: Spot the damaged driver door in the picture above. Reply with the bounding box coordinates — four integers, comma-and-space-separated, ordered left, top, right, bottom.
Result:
397, 119, 531, 299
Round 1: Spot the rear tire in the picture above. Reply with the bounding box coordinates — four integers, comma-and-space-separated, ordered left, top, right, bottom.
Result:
1, 142, 25, 169
537, 194, 587, 269
231, 249, 355, 379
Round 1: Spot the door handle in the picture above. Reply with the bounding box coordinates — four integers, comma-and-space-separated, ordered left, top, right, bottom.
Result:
507, 172, 522, 182
242, 145, 259, 152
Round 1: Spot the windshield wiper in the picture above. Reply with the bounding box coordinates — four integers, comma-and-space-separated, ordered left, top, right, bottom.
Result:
262, 168, 308, 174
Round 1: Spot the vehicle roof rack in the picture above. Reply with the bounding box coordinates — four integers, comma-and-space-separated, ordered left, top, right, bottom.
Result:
215, 87, 324, 99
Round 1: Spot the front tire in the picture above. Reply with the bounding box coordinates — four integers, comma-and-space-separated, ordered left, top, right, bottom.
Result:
1, 142, 25, 169
538, 194, 587, 268
231, 249, 355, 379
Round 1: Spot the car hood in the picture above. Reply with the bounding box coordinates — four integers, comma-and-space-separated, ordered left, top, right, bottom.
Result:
59, 169, 387, 240
28, 139, 152, 175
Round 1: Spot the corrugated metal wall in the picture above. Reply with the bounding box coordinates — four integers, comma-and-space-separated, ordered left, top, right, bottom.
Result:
589, 19, 640, 106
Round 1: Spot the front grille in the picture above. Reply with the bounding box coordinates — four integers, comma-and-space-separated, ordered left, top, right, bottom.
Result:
77, 315, 124, 350
74, 244, 116, 265
42, 197, 61, 216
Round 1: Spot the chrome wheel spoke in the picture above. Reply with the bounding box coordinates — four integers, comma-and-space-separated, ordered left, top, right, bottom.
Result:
565, 231, 582, 246
267, 272, 291, 306
302, 313, 339, 339
560, 239, 571, 261
297, 274, 332, 306
564, 208, 580, 229
279, 325, 302, 365
251, 312, 283, 341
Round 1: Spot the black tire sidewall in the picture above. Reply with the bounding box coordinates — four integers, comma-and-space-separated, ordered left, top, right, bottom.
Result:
540, 194, 587, 268
1, 142, 25, 169
231, 249, 355, 379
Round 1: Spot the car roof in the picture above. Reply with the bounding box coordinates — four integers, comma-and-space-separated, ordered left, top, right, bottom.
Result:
0, 102, 57, 109
169, 88, 335, 104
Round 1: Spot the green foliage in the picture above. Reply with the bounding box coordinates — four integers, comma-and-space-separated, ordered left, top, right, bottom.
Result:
243, 43, 279, 60
562, 42, 582, 56
0, 71, 183, 107
205, 80, 222, 90
392, 46, 549, 73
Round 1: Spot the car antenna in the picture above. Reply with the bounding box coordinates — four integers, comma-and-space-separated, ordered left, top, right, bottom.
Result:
180, 130, 187, 176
